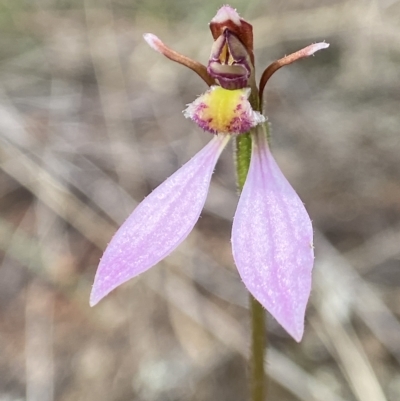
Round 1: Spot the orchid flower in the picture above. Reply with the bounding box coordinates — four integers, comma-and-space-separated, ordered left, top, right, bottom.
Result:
90, 5, 329, 342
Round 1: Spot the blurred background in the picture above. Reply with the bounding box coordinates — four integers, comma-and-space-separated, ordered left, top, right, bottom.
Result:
0, 0, 400, 400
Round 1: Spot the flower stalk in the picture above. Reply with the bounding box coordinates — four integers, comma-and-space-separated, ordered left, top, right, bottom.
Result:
250, 294, 267, 401
235, 122, 269, 401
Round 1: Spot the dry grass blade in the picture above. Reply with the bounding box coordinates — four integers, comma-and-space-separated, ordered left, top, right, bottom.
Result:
25, 283, 55, 401
345, 227, 400, 273
316, 234, 400, 366
147, 270, 350, 401
313, 234, 391, 401
0, 139, 115, 249
84, 0, 145, 187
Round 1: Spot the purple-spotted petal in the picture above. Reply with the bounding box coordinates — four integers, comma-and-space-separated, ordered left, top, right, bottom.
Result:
90, 135, 229, 306
232, 130, 314, 341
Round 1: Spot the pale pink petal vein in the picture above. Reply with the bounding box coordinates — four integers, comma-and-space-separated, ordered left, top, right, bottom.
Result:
232, 130, 314, 341
90, 135, 229, 306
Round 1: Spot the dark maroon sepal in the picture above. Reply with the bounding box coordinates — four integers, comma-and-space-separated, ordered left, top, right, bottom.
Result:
207, 29, 252, 90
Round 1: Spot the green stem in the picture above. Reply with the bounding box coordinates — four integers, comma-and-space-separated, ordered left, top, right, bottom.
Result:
234, 128, 267, 401
235, 132, 252, 190
250, 294, 267, 401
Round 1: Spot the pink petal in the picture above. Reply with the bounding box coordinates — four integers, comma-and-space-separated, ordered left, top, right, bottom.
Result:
232, 130, 314, 341
90, 135, 229, 306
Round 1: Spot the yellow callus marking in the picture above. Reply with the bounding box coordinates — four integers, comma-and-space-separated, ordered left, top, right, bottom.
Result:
184, 85, 265, 134
202, 86, 244, 131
